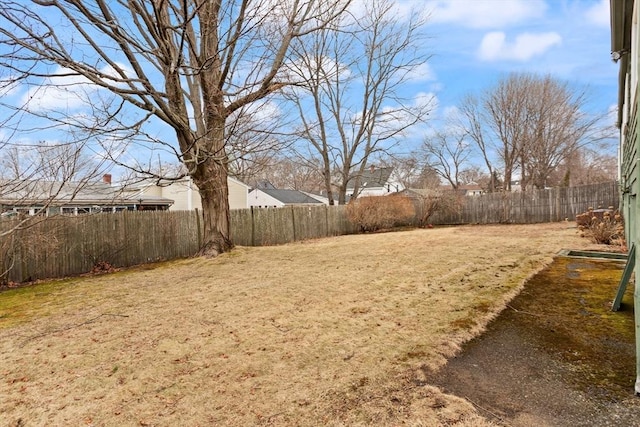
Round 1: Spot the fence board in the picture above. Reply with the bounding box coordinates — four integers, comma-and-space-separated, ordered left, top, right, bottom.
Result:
230, 208, 253, 246
251, 208, 295, 246
292, 206, 328, 241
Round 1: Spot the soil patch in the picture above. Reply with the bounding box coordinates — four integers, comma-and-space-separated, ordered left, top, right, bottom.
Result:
431, 256, 640, 426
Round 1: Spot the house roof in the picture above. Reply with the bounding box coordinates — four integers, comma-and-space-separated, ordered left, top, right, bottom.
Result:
347, 167, 394, 189
300, 191, 329, 204
0, 179, 173, 207
258, 188, 323, 205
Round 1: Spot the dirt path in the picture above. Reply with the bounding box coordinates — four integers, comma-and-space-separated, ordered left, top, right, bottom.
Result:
431, 256, 640, 426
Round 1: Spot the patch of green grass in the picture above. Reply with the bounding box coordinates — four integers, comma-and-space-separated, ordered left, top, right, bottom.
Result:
0, 279, 78, 328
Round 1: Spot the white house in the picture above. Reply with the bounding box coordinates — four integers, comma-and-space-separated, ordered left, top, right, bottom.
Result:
347, 166, 405, 198
135, 176, 250, 211
459, 183, 485, 196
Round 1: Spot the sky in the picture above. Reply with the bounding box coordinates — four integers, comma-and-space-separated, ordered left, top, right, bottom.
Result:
0, 0, 620, 178
414, 0, 616, 128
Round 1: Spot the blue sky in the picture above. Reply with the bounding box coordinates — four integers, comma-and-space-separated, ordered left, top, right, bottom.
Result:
416, 0, 616, 124
0, 0, 619, 177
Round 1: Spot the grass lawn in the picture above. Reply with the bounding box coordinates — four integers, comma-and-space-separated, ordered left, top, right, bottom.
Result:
0, 223, 600, 426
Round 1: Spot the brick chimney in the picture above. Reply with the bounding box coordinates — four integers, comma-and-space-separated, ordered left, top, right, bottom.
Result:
103, 174, 112, 185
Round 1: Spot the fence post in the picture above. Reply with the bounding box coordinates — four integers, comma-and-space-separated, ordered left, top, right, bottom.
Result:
194, 208, 202, 250
291, 206, 296, 242
250, 206, 255, 247
325, 205, 329, 235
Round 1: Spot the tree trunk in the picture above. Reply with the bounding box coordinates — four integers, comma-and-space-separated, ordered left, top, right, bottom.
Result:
191, 107, 233, 256
321, 155, 335, 205
338, 182, 349, 205
194, 159, 234, 257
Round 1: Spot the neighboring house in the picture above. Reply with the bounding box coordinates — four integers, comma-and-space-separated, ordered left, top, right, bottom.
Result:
0, 174, 173, 216
300, 191, 330, 205
248, 187, 325, 208
347, 166, 405, 198
610, 0, 639, 393
134, 176, 250, 211
459, 183, 485, 196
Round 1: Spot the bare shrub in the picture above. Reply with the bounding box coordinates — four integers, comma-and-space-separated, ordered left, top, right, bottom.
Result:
576, 207, 625, 245
413, 190, 463, 227
346, 196, 415, 232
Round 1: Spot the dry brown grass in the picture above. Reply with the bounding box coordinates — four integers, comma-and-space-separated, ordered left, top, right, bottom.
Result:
0, 223, 597, 426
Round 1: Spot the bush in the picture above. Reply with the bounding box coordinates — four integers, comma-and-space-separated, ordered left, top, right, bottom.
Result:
414, 189, 463, 227
346, 195, 415, 232
576, 207, 625, 245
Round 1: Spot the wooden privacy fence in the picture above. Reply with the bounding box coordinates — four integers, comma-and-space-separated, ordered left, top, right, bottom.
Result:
230, 204, 358, 246
0, 181, 619, 283
1, 210, 202, 284
431, 181, 620, 225
0, 206, 359, 283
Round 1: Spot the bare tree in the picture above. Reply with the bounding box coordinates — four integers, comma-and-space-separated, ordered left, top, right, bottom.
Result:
521, 76, 601, 189
378, 155, 424, 189
0, 138, 109, 221
0, 0, 351, 256
0, 135, 111, 283
253, 155, 325, 192
283, 0, 432, 204
550, 146, 617, 186
460, 95, 499, 192
461, 73, 602, 192
420, 129, 472, 189
225, 101, 291, 185
461, 75, 533, 192
458, 165, 491, 187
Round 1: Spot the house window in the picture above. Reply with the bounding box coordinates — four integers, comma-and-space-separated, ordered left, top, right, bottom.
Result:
15, 207, 32, 216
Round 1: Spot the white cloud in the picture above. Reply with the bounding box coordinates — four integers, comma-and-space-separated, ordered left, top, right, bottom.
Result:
585, 0, 609, 27
18, 64, 132, 113
236, 99, 282, 124
0, 76, 21, 97
20, 76, 90, 112
406, 62, 436, 82
442, 105, 461, 121
478, 31, 562, 61
349, 0, 420, 23
414, 91, 438, 111
425, 0, 547, 29
101, 62, 136, 82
